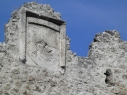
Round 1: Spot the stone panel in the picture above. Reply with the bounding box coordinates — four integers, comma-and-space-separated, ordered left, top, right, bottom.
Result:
26, 17, 60, 72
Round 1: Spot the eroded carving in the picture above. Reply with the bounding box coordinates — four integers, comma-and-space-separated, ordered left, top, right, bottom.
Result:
26, 22, 60, 71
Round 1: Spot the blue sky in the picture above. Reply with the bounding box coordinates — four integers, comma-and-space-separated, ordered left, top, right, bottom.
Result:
0, 0, 127, 56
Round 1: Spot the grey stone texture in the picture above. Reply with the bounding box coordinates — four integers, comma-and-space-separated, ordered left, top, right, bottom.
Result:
0, 2, 127, 95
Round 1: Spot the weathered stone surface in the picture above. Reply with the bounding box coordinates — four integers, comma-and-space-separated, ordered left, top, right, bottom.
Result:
1, 2, 127, 95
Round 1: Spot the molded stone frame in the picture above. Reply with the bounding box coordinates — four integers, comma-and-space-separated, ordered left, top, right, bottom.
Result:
19, 8, 66, 71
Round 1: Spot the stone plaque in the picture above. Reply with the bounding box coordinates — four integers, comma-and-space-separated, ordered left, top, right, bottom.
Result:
17, 7, 66, 73
26, 17, 60, 72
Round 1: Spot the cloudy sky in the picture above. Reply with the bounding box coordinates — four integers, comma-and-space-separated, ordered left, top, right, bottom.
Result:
0, 0, 127, 56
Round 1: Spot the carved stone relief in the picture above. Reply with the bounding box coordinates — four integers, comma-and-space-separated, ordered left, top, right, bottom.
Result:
26, 17, 60, 72
18, 10, 66, 73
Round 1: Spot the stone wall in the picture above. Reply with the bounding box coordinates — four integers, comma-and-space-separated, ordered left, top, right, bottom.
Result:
0, 2, 127, 95
87, 30, 127, 95
0, 42, 6, 65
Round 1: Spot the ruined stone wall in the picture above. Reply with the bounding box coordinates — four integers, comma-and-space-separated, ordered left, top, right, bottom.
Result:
0, 2, 127, 95
87, 31, 127, 95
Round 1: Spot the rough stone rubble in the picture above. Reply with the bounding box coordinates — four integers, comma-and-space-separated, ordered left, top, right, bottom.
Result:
0, 2, 127, 95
